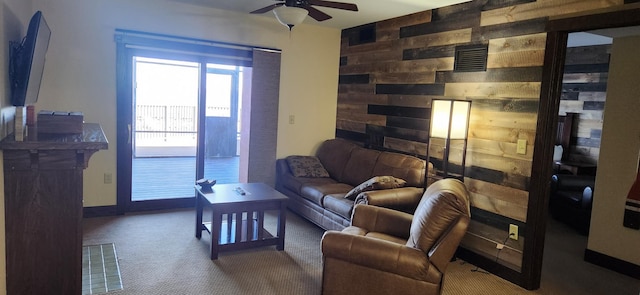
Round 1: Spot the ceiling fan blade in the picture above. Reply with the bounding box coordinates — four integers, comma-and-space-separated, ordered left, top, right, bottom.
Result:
307, 0, 358, 11
250, 3, 284, 14
303, 5, 332, 21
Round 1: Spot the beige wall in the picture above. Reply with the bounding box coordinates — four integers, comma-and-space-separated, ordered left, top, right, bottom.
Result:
0, 0, 339, 293
589, 35, 640, 265
28, 0, 340, 207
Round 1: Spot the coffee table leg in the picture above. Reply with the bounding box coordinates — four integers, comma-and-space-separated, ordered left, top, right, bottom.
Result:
195, 192, 203, 239
276, 201, 287, 251
210, 206, 221, 260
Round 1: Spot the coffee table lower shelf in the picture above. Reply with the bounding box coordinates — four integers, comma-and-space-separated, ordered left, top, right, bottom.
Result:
202, 219, 275, 245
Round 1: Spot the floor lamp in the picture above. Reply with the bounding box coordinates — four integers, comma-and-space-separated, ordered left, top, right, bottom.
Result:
428, 99, 471, 181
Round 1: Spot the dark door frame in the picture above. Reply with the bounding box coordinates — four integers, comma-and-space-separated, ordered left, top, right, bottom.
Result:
524, 6, 640, 290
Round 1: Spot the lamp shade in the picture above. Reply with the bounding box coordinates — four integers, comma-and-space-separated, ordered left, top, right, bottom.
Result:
273, 6, 308, 29
430, 99, 471, 139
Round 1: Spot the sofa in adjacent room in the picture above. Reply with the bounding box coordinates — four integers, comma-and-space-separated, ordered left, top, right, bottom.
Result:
549, 174, 596, 235
275, 138, 430, 231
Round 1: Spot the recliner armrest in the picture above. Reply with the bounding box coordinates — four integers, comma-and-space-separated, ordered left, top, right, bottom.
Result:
321, 231, 431, 281
354, 187, 424, 214
350, 204, 413, 239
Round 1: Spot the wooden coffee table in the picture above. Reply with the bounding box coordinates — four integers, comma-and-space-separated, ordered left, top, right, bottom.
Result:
195, 183, 288, 259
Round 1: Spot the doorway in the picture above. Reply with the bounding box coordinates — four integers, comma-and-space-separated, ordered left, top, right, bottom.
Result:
529, 7, 640, 288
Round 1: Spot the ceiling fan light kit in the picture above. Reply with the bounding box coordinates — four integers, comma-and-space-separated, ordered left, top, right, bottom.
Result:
251, 0, 358, 30
273, 6, 308, 30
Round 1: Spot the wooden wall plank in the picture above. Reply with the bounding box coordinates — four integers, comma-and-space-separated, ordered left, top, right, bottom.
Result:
470, 109, 538, 129
397, 28, 473, 48
436, 67, 543, 83
377, 10, 433, 31
480, 0, 624, 27
346, 50, 404, 65
338, 93, 389, 105
487, 50, 545, 68
384, 136, 428, 156
336, 120, 366, 133
387, 95, 434, 107
466, 150, 533, 177
468, 124, 536, 143
467, 137, 533, 160
368, 105, 429, 119
444, 82, 542, 98
376, 84, 445, 96
488, 33, 547, 54
371, 72, 437, 84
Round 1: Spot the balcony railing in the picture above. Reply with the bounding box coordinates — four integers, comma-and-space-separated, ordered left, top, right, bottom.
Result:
135, 105, 231, 144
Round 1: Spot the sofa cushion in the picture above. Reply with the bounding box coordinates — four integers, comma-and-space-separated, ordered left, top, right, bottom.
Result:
280, 173, 338, 196
372, 152, 426, 187
341, 147, 381, 186
344, 176, 407, 200
286, 156, 330, 178
316, 139, 358, 181
300, 183, 353, 206
323, 194, 355, 219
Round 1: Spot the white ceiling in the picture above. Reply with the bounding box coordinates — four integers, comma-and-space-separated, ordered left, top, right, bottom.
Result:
170, 0, 472, 29
568, 26, 640, 47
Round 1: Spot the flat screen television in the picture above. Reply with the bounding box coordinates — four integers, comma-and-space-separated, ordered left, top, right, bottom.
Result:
9, 11, 51, 106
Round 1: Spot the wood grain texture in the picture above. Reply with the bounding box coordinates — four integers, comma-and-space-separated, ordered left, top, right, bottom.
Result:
481, 0, 624, 27
0, 123, 108, 295
336, 1, 635, 288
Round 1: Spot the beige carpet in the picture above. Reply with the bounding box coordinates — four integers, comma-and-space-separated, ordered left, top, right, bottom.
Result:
83, 209, 640, 294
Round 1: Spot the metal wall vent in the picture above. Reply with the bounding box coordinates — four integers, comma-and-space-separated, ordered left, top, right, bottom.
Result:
454, 44, 488, 72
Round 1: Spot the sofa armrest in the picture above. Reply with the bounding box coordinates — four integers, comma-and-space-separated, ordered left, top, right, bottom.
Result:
582, 186, 594, 209
276, 159, 291, 176
551, 174, 595, 192
350, 204, 413, 239
321, 231, 430, 281
355, 187, 424, 214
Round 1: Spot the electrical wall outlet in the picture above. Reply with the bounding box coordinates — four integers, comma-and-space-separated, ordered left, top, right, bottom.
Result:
289, 115, 295, 124
509, 224, 519, 240
104, 173, 113, 184
516, 139, 527, 155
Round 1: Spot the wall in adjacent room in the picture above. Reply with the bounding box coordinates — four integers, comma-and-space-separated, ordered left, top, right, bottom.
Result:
29, 0, 341, 207
560, 44, 610, 165
590, 35, 640, 265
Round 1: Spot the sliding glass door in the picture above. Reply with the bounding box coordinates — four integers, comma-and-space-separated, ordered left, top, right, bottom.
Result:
115, 30, 281, 213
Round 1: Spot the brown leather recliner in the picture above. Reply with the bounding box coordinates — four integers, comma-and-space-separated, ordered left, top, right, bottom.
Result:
320, 178, 471, 295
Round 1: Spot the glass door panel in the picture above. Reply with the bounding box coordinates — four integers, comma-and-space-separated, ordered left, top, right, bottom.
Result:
131, 56, 199, 201
202, 65, 240, 184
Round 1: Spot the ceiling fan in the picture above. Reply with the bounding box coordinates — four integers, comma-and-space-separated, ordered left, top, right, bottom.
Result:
250, 0, 358, 23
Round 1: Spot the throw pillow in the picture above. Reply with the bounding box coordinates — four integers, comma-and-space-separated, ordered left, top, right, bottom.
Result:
286, 156, 330, 178
344, 176, 407, 200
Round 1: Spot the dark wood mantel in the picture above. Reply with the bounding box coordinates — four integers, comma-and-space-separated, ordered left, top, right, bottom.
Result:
1, 123, 108, 295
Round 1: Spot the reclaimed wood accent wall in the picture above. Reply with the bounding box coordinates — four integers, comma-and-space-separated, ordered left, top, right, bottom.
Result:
337, 0, 628, 272
560, 44, 610, 165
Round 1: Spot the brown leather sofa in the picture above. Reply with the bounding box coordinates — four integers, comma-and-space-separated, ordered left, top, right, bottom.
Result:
320, 178, 471, 295
275, 138, 428, 231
